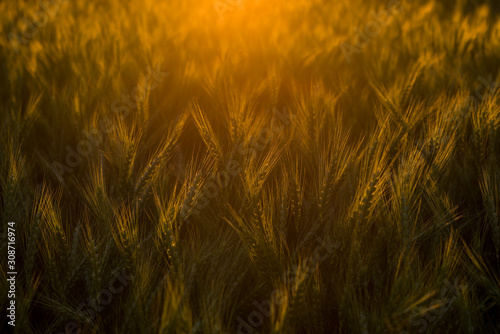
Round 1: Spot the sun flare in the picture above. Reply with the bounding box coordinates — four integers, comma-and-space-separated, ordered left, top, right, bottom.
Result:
2, 0, 500, 332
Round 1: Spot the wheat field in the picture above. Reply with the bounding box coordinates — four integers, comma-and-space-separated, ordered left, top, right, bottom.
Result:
1, 0, 500, 333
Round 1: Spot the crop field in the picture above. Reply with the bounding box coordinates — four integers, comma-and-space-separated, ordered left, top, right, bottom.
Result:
1, 0, 500, 333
